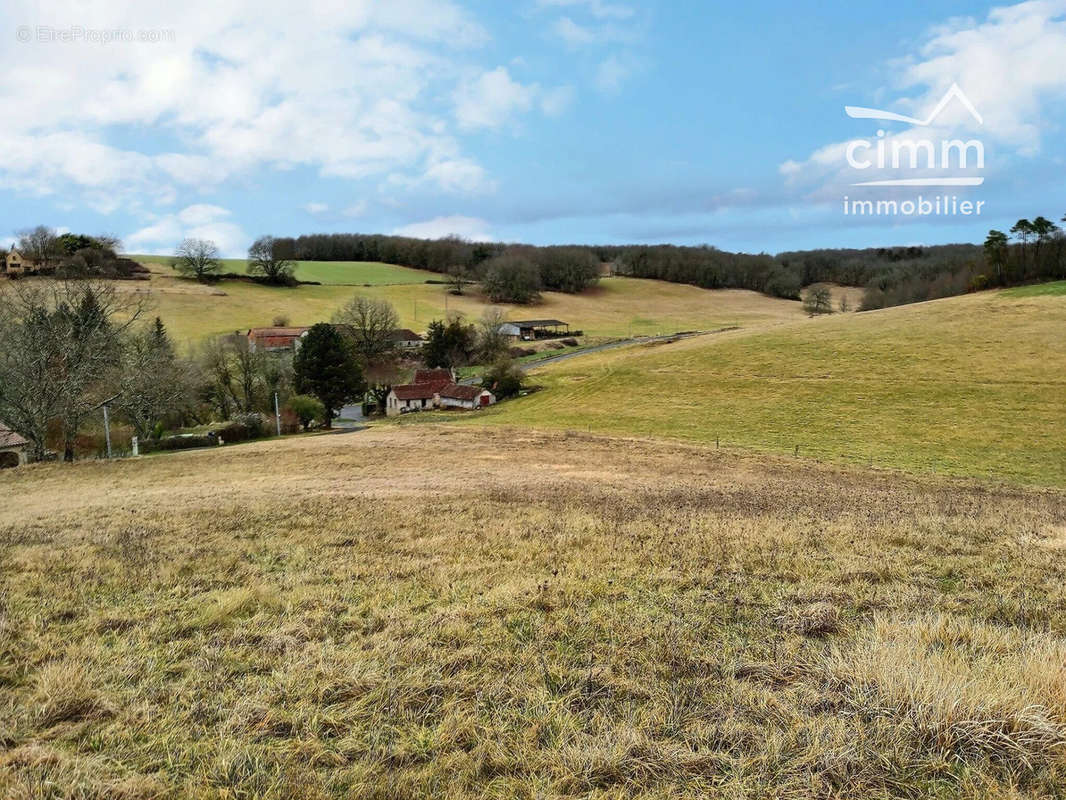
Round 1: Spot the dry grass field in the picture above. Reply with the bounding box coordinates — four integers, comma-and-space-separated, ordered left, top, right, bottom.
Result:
475, 288, 1066, 487
3, 427, 1066, 798
125, 261, 805, 344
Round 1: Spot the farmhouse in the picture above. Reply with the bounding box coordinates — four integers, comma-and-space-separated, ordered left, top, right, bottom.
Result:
386, 369, 495, 416
498, 319, 570, 341
0, 249, 36, 277
0, 424, 28, 468
389, 328, 424, 350
247, 327, 310, 353
386, 383, 439, 416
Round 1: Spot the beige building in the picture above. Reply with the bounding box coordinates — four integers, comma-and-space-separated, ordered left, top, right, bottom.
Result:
0, 248, 35, 277
0, 425, 28, 468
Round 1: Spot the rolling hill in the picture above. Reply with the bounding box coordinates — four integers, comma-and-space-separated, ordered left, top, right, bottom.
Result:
472, 288, 1066, 487
124, 260, 808, 344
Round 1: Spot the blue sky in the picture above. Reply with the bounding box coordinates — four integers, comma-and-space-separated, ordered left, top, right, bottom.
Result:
1, 0, 1064, 256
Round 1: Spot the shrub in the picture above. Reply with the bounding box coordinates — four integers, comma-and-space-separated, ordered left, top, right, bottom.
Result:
285, 395, 325, 431
509, 347, 536, 358
803, 284, 834, 315
140, 434, 217, 453
561, 337, 579, 347
482, 359, 525, 400
219, 413, 268, 443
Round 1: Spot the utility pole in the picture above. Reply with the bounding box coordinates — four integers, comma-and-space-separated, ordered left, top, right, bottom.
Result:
102, 404, 113, 459
274, 392, 282, 436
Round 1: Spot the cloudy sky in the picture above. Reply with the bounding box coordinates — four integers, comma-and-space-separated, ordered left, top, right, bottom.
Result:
1, 0, 1064, 255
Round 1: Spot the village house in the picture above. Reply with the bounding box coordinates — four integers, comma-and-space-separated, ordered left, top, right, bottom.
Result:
246, 327, 311, 353
389, 328, 424, 350
385, 368, 495, 416
0, 248, 36, 277
0, 424, 28, 468
386, 383, 439, 415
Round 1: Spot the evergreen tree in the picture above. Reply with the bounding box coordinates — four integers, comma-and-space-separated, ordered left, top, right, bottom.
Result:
293, 323, 365, 428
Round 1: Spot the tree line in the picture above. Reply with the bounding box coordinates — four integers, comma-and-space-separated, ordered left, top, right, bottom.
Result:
4, 225, 144, 279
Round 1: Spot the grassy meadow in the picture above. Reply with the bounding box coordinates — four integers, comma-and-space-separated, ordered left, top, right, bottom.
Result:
3, 427, 1066, 798
130, 257, 435, 286
123, 261, 807, 344
471, 289, 1066, 487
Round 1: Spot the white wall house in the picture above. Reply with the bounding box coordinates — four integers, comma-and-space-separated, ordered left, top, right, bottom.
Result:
0, 424, 28, 467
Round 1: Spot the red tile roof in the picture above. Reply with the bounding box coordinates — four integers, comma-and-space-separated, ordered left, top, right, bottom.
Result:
392, 383, 439, 401
0, 424, 27, 449
247, 327, 310, 338
414, 368, 452, 385
439, 383, 486, 401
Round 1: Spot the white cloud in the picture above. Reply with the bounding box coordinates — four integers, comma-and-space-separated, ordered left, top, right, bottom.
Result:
305, 202, 329, 214
781, 1, 1066, 196
178, 204, 231, 226
454, 66, 572, 130
554, 17, 596, 47
537, 0, 635, 20
0, 0, 501, 213
342, 201, 368, 217
454, 67, 536, 129
594, 55, 633, 94
392, 215, 492, 241
126, 204, 246, 256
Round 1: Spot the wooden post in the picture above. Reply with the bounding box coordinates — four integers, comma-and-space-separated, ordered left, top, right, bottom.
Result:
103, 404, 113, 459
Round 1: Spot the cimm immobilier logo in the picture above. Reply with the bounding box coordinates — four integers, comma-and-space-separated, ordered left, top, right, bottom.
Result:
842, 83, 985, 218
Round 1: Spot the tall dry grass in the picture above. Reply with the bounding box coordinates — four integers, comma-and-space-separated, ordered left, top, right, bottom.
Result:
1, 426, 1064, 798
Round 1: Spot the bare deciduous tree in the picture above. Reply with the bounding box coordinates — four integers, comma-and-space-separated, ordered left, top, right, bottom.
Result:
116, 318, 192, 439
447, 264, 468, 295
173, 238, 222, 282
16, 225, 59, 266
332, 296, 399, 367
197, 334, 266, 417
477, 307, 510, 363
0, 282, 147, 461
247, 235, 296, 285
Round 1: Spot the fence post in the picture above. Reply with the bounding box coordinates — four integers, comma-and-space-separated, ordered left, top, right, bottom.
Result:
132, 436, 139, 457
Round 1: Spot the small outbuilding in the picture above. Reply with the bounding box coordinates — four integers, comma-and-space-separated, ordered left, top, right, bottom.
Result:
439, 383, 495, 410
498, 319, 570, 341
0, 424, 28, 468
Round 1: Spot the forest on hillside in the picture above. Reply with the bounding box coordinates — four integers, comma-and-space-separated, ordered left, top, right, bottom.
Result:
275, 215, 1066, 309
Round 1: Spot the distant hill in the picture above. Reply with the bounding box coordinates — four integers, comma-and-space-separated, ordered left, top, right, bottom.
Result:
477, 287, 1066, 487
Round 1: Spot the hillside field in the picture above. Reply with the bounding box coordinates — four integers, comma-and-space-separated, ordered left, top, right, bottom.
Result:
3, 427, 1066, 798
130, 257, 435, 286
469, 289, 1066, 487
123, 261, 807, 344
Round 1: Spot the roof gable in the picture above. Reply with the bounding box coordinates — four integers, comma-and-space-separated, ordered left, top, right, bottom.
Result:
392, 383, 439, 401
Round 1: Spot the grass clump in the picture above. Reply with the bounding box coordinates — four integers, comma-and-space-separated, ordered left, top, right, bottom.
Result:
2, 427, 1065, 797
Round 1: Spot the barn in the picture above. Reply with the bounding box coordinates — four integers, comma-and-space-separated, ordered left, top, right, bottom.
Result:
497, 319, 570, 341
